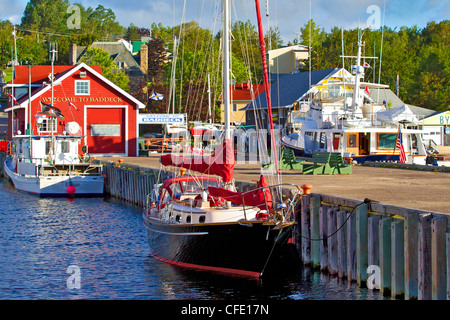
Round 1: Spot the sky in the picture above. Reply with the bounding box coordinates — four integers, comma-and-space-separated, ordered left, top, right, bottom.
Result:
0, 0, 448, 43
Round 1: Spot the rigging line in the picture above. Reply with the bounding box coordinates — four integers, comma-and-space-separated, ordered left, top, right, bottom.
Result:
260, 228, 282, 277
177, 0, 187, 115
298, 199, 376, 242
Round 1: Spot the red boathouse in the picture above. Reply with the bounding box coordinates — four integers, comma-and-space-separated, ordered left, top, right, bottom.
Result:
4, 63, 146, 156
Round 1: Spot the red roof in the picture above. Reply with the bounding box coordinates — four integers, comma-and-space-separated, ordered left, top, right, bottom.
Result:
9, 65, 103, 85
220, 83, 266, 102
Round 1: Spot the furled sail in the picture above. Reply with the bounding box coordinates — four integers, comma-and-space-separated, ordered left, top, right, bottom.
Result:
160, 138, 235, 183
208, 174, 273, 210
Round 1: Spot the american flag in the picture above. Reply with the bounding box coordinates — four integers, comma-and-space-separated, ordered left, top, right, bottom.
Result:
396, 130, 407, 163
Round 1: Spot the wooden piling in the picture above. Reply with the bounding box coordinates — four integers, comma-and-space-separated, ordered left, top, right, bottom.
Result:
319, 206, 328, 272
391, 219, 405, 299
418, 213, 432, 300
310, 196, 321, 270
347, 211, 357, 282
379, 217, 392, 296
404, 212, 418, 300
447, 233, 450, 300
337, 211, 347, 279
327, 208, 338, 275
301, 194, 311, 265
368, 216, 381, 271
432, 216, 447, 300
356, 204, 368, 287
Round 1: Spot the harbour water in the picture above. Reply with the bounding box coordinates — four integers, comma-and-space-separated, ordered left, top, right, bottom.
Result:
0, 178, 384, 301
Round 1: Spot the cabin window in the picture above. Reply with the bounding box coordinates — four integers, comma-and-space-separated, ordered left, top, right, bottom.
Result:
377, 133, 397, 149
45, 141, 52, 155
319, 132, 327, 149
75, 80, 90, 95
328, 80, 341, 98
61, 141, 70, 153
40, 118, 57, 133
348, 134, 357, 148
199, 215, 206, 223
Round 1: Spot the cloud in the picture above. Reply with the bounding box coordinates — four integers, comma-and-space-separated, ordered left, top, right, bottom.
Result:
0, 0, 27, 24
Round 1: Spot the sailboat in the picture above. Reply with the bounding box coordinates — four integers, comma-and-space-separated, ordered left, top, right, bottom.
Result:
4, 47, 104, 197
142, 0, 301, 278
281, 31, 427, 165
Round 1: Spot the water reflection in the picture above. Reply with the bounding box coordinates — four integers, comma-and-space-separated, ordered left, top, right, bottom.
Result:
0, 179, 384, 300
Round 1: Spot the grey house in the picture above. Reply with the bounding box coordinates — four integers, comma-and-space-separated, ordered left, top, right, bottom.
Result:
69, 41, 148, 100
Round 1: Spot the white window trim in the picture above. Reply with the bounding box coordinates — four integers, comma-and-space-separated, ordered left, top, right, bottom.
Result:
39, 118, 57, 133
75, 80, 90, 96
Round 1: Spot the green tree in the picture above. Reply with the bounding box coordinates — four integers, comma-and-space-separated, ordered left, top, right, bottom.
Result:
0, 20, 14, 68
124, 23, 141, 42
299, 19, 327, 71
21, 0, 69, 32
80, 46, 129, 91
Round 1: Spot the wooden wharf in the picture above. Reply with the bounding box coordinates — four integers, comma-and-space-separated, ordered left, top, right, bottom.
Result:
94, 154, 449, 300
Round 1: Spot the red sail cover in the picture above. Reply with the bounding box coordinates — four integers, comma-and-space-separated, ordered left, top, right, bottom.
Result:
208, 175, 273, 210
160, 139, 235, 183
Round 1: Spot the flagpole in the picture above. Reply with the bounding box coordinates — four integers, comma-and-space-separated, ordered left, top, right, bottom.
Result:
393, 123, 400, 155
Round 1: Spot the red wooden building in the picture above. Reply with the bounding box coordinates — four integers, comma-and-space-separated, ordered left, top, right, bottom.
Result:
4, 63, 145, 156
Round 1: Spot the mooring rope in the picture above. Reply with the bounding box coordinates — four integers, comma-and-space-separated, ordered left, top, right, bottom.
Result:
297, 198, 378, 242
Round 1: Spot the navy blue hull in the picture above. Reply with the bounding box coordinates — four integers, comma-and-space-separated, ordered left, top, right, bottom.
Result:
143, 219, 300, 278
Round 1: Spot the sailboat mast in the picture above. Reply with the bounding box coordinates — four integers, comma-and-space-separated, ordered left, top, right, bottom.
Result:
351, 35, 363, 110
222, 0, 231, 140
254, 0, 279, 176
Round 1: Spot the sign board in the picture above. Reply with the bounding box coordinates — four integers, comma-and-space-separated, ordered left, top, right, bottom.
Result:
139, 113, 185, 124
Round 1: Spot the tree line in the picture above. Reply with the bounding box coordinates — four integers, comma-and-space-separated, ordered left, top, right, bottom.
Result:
0, 0, 448, 120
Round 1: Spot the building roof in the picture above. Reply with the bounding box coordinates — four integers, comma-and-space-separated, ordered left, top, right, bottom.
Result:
220, 83, 266, 102
368, 88, 404, 109
246, 68, 339, 111
77, 42, 144, 76
5, 63, 145, 110
7, 65, 103, 86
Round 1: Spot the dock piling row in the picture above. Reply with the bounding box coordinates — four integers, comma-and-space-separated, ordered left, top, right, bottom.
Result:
297, 194, 449, 300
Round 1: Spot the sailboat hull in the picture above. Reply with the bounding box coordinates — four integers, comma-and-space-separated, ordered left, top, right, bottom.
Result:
143, 217, 299, 278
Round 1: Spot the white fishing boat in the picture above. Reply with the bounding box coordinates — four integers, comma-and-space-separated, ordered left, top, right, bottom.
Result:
4, 45, 104, 197
142, 0, 301, 278
281, 33, 427, 165
4, 133, 104, 197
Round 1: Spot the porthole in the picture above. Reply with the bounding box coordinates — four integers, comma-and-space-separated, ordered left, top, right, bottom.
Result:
175, 215, 181, 222
186, 216, 191, 223
199, 215, 206, 223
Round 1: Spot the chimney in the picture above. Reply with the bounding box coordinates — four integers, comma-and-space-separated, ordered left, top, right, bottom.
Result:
140, 43, 148, 75
69, 44, 77, 65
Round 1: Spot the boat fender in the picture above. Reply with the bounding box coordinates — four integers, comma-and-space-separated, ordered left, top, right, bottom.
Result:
67, 185, 76, 195
256, 210, 269, 221
201, 190, 208, 202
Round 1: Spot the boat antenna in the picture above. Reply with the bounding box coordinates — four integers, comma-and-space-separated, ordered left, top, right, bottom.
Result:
377, 0, 386, 102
